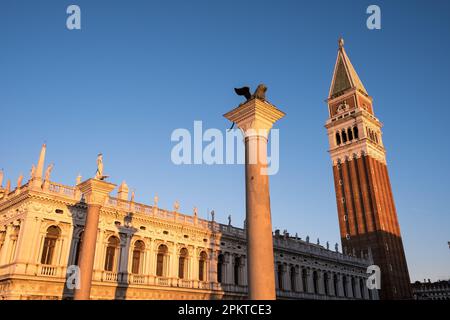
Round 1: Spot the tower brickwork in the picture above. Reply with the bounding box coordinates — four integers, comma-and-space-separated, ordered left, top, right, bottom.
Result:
325, 38, 412, 299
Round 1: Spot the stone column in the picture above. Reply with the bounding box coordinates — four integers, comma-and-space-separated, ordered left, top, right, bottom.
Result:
209, 251, 218, 283
224, 98, 285, 300
337, 274, 345, 297
307, 269, 315, 294
0, 224, 13, 265
224, 253, 232, 284
74, 178, 116, 300
318, 271, 325, 295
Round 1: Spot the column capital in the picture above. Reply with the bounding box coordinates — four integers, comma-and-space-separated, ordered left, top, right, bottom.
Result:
77, 178, 116, 206
223, 98, 285, 135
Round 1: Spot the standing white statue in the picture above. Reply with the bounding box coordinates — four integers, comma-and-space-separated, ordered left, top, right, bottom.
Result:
76, 173, 82, 185
44, 163, 54, 181
0, 169, 3, 187
30, 164, 36, 179
17, 174, 23, 189
131, 190, 135, 202
193, 207, 198, 217
174, 200, 180, 212
95, 153, 107, 180
5, 179, 11, 194
154, 194, 159, 206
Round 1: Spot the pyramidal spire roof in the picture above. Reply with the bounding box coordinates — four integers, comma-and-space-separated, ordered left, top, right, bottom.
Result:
328, 37, 368, 99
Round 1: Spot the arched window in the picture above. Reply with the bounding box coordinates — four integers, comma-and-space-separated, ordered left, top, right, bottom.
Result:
104, 236, 119, 272
131, 240, 145, 274
234, 256, 241, 285
302, 268, 308, 292
335, 132, 341, 145
217, 254, 224, 283
334, 274, 339, 296
156, 244, 168, 277
353, 126, 359, 139
324, 272, 329, 296
342, 275, 348, 297
313, 270, 319, 294
74, 231, 84, 265
41, 226, 61, 265
347, 128, 353, 141
178, 248, 188, 279
342, 130, 348, 143
277, 263, 284, 290
198, 251, 207, 281
290, 266, 297, 292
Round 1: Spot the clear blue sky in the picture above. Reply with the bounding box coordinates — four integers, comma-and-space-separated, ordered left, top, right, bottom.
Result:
1, 0, 449, 282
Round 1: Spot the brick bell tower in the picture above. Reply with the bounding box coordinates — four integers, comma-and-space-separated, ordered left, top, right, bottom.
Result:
325, 38, 412, 299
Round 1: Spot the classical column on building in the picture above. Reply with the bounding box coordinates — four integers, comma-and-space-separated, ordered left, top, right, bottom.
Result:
169, 244, 178, 285
74, 178, 116, 300
209, 250, 218, 284
283, 264, 291, 292
307, 269, 315, 294
12, 217, 36, 273
118, 232, 131, 283
363, 277, 370, 299
326, 272, 334, 297
318, 271, 325, 295
354, 277, 362, 299
224, 92, 285, 300
224, 253, 232, 285
0, 224, 13, 265
337, 273, 345, 297
345, 276, 353, 298
241, 256, 247, 286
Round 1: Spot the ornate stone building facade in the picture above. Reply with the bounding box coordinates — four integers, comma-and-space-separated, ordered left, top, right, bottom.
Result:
325, 38, 411, 299
0, 145, 377, 300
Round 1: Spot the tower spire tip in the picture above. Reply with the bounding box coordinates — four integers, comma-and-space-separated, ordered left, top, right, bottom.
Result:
338, 37, 344, 49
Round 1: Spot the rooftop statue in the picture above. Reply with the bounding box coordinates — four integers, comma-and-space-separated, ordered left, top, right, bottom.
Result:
44, 164, 54, 181
95, 153, 109, 180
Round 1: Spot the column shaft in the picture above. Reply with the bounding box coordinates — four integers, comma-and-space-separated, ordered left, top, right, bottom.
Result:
74, 204, 101, 300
